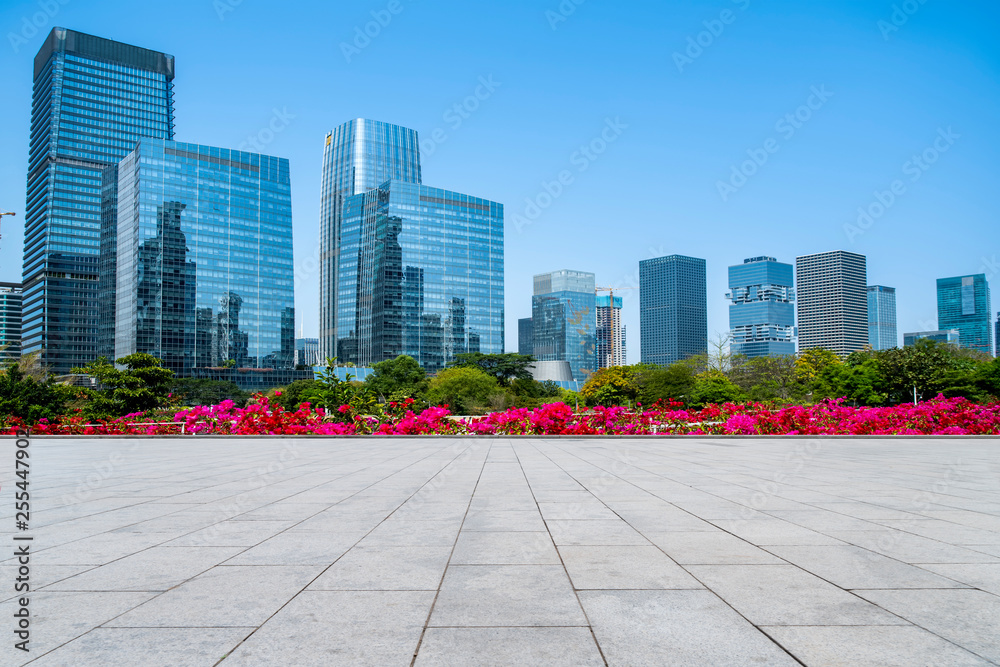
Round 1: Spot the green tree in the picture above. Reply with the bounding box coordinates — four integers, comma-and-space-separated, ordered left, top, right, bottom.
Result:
450, 353, 535, 386
975, 358, 1000, 400
874, 340, 954, 404
728, 355, 799, 402
273, 379, 319, 411
427, 366, 498, 413
635, 362, 697, 406
689, 370, 744, 407
73, 353, 175, 419
795, 348, 842, 385
170, 378, 250, 407
0, 365, 69, 424
580, 366, 639, 406
365, 355, 428, 398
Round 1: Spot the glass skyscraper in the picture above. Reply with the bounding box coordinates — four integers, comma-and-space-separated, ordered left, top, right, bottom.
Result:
727, 256, 795, 358
0, 283, 23, 363
639, 255, 707, 366
795, 251, 868, 356
532, 270, 596, 382
937, 274, 993, 355
335, 180, 503, 372
867, 285, 897, 351
596, 295, 626, 368
112, 139, 295, 380
904, 330, 959, 347
23, 28, 175, 374
319, 119, 422, 361
518, 317, 534, 356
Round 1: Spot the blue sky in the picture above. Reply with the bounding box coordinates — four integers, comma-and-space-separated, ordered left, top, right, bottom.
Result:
0, 0, 997, 358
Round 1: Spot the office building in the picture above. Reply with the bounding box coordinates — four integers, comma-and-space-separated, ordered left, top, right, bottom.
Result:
319, 119, 422, 361
22, 28, 175, 374
867, 285, 897, 350
904, 330, 959, 347
596, 295, 626, 368
639, 255, 707, 366
795, 251, 868, 356
995, 313, 999, 357
518, 317, 533, 356
335, 180, 503, 372
532, 270, 596, 382
0, 283, 22, 363
937, 274, 993, 355
727, 256, 795, 358
295, 338, 320, 367
113, 139, 296, 383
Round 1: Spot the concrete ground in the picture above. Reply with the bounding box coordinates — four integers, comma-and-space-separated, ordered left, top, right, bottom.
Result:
1, 436, 999, 666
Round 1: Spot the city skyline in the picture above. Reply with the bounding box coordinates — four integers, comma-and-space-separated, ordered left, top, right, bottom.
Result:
0, 2, 997, 364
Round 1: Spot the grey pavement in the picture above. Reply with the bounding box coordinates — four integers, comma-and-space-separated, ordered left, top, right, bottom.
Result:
1, 436, 999, 666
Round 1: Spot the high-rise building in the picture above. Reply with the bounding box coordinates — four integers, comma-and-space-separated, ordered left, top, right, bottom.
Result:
23, 28, 175, 374
0, 283, 23, 363
319, 119, 422, 362
726, 256, 795, 358
995, 312, 999, 357
904, 330, 959, 347
937, 274, 993, 356
295, 338, 320, 367
335, 180, 503, 372
596, 295, 626, 368
795, 251, 868, 356
518, 317, 533, 356
532, 270, 596, 382
113, 139, 295, 383
639, 255, 707, 366
867, 285, 897, 350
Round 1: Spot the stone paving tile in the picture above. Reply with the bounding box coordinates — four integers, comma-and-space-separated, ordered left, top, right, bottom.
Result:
414, 627, 604, 666
223, 531, 362, 565
580, 590, 799, 666
223, 591, 434, 666
105, 565, 322, 627
309, 546, 452, 590
462, 510, 547, 532
560, 545, 703, 590
165, 520, 296, 547
451, 531, 560, 565
686, 564, 906, 626
763, 625, 994, 666
26, 532, 175, 566
647, 530, 784, 565
915, 562, 1000, 595
430, 565, 588, 627
825, 529, 1000, 564
709, 518, 845, 545
357, 519, 461, 547
546, 519, 650, 546
42, 546, 242, 592
28, 627, 254, 667
856, 588, 1000, 663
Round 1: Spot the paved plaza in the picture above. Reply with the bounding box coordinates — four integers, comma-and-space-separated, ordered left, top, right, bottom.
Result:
2, 436, 999, 666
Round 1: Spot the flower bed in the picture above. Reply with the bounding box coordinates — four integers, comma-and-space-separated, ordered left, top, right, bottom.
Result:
4, 395, 999, 436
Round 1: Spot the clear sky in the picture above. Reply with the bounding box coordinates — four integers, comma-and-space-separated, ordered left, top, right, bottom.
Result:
1, 0, 997, 358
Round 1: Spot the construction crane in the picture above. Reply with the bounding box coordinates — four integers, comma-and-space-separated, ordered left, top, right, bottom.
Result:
594, 286, 637, 369
0, 210, 14, 244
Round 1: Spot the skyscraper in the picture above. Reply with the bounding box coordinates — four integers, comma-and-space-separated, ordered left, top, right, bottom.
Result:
596, 295, 626, 368
867, 285, 897, 350
937, 274, 993, 355
518, 317, 533, 356
903, 330, 959, 347
113, 139, 295, 382
0, 283, 22, 363
995, 313, 999, 357
795, 251, 868, 356
639, 255, 707, 366
532, 270, 596, 382
319, 120, 422, 361
23, 28, 175, 374
726, 256, 795, 358
335, 180, 503, 372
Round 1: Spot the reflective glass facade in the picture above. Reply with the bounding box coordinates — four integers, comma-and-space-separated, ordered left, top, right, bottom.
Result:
904, 330, 959, 347
335, 180, 503, 372
114, 139, 295, 381
867, 285, 897, 351
23, 28, 175, 374
0, 283, 23, 363
596, 295, 626, 368
532, 270, 596, 382
795, 251, 868, 356
518, 317, 533, 356
937, 274, 993, 355
640, 255, 707, 366
319, 119, 422, 361
727, 256, 795, 358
